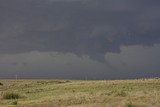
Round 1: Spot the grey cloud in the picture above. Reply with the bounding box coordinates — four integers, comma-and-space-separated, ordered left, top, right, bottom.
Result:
0, 0, 160, 79
1, 44, 160, 79
0, 52, 111, 79
105, 44, 160, 78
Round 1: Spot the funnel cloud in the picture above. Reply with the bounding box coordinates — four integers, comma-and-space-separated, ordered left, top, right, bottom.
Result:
0, 0, 160, 79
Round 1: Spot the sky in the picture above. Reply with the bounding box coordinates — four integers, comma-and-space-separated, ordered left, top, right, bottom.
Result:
0, 0, 160, 79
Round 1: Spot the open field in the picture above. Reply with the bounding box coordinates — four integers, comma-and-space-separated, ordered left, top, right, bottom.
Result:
0, 78, 160, 107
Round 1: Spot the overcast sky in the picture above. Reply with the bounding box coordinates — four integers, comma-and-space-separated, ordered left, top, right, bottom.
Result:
0, 0, 160, 79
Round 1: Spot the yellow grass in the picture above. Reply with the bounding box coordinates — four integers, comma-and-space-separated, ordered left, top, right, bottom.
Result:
0, 78, 160, 107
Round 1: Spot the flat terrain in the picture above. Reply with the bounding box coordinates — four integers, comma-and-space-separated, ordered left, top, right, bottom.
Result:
0, 78, 160, 107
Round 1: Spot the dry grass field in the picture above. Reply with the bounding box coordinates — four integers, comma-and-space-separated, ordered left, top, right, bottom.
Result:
0, 78, 160, 107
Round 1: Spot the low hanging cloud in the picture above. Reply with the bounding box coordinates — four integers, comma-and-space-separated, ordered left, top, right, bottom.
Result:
0, 0, 160, 79
0, 45, 160, 79
0, 0, 160, 60
105, 44, 160, 77
0, 52, 111, 79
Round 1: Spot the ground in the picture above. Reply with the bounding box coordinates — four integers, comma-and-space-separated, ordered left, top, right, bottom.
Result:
0, 78, 160, 107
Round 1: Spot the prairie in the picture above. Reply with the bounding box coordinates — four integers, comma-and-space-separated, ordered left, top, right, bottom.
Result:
0, 78, 160, 107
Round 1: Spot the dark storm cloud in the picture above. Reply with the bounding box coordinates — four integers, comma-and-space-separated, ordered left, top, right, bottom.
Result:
0, 0, 160, 61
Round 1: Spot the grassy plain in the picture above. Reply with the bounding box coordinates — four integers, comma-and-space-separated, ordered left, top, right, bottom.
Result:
0, 78, 160, 107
